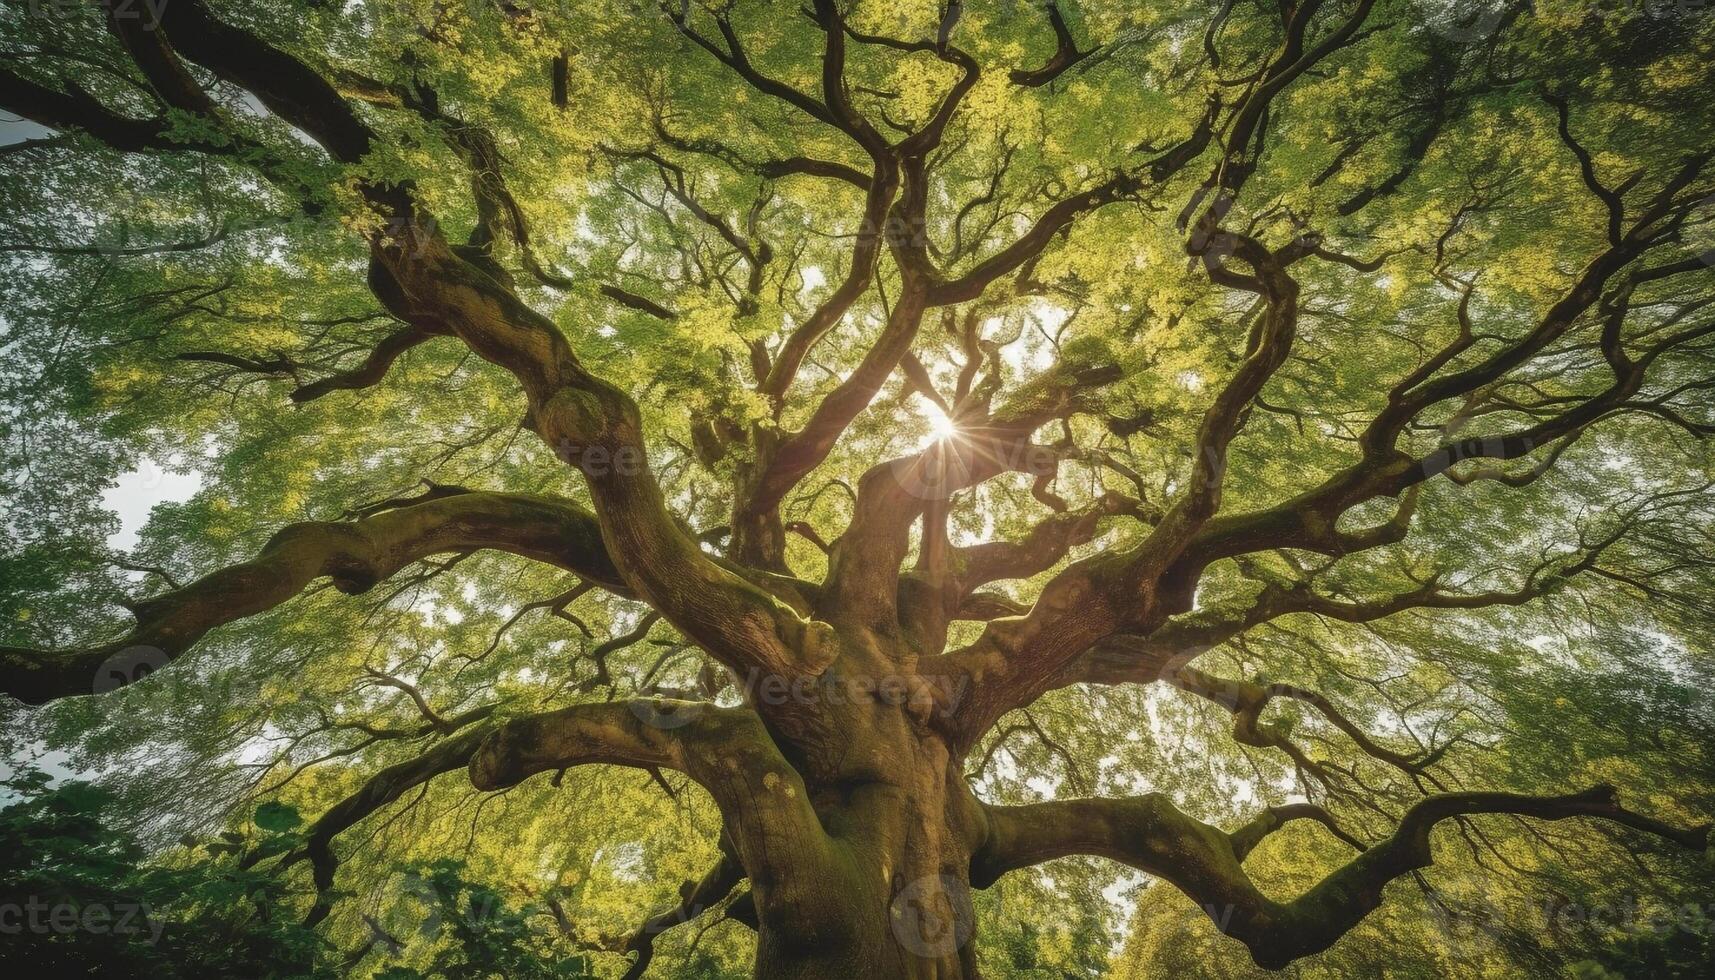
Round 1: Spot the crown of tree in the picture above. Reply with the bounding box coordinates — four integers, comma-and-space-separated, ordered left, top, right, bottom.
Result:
2, 2, 1713, 977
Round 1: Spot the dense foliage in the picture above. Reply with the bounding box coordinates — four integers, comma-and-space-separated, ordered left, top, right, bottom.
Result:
2, 0, 1714, 976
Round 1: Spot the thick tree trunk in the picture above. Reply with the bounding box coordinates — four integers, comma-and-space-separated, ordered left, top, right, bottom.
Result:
753, 875, 977, 980
750, 779, 983, 979
739, 651, 987, 979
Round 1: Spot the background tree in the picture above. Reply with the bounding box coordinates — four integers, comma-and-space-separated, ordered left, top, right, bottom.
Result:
2, 1, 1714, 977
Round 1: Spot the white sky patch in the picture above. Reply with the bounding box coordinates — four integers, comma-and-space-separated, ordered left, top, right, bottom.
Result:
985, 303, 1065, 378
1029, 298, 1072, 332
0, 744, 81, 800
235, 722, 288, 766
0, 116, 54, 146
407, 593, 439, 623
230, 90, 322, 149
603, 842, 647, 882
101, 456, 205, 552
1102, 870, 1151, 936
800, 265, 827, 293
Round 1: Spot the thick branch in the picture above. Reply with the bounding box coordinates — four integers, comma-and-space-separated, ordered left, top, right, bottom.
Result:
127, 0, 835, 684
752, 281, 929, 514
1, 491, 623, 704
827, 359, 1123, 624
470, 702, 835, 928
975, 786, 1707, 969
954, 492, 1136, 589
1047, 525, 1617, 694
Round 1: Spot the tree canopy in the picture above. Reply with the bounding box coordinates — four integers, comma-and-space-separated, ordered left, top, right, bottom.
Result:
2, 0, 1714, 977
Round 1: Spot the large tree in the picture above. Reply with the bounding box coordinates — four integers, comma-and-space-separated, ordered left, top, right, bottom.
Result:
3, 0, 1714, 976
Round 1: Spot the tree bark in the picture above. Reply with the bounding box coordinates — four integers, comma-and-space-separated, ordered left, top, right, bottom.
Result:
468, 637, 994, 977
742, 709, 986, 980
